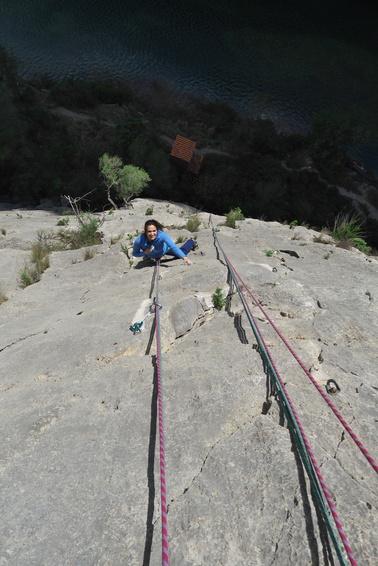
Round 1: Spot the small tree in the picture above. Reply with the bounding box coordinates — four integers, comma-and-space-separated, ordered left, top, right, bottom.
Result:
99, 153, 151, 208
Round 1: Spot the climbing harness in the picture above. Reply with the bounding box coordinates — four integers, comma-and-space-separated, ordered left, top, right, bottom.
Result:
210, 216, 361, 566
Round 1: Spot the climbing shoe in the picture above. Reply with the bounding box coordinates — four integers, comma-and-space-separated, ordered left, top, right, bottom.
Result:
192, 240, 199, 251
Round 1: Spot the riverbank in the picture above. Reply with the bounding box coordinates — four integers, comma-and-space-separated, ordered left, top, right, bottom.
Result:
1, 51, 378, 246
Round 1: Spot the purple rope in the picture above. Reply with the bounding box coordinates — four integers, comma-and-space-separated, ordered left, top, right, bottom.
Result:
155, 260, 169, 566
224, 254, 358, 565
232, 261, 378, 475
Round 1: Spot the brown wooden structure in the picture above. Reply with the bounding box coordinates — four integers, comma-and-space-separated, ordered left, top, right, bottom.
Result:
170, 135, 204, 174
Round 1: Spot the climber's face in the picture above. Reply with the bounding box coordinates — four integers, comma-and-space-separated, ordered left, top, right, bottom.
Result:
146, 225, 157, 241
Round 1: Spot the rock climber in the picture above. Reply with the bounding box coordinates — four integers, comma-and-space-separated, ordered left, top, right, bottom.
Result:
133, 219, 197, 266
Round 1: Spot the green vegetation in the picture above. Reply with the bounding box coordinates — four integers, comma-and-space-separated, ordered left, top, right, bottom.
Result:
57, 217, 69, 226
212, 287, 227, 311
31, 232, 51, 274
312, 106, 374, 148
264, 249, 275, 257
224, 207, 245, 229
1, 228, 6, 235
175, 235, 186, 244
58, 213, 102, 248
18, 218, 104, 288
145, 206, 154, 215
48, 78, 132, 109
1, 43, 378, 249
99, 153, 151, 208
331, 213, 371, 254
120, 243, 130, 258
185, 214, 201, 233
19, 266, 40, 288
18, 230, 57, 288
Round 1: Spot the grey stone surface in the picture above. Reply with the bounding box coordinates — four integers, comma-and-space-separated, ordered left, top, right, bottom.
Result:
0, 198, 377, 565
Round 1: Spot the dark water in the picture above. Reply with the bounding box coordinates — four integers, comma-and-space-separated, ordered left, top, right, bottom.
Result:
1, 0, 378, 171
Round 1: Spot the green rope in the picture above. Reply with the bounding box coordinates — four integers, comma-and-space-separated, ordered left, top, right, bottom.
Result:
211, 221, 348, 566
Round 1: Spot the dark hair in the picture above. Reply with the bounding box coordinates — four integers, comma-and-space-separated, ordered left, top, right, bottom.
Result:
144, 219, 164, 235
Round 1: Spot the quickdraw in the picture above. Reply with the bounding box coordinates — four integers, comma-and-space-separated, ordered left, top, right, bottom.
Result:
129, 301, 162, 334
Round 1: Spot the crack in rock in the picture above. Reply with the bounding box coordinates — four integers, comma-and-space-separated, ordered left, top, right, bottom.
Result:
334, 430, 345, 459
0, 330, 47, 353
269, 508, 292, 565
170, 419, 253, 506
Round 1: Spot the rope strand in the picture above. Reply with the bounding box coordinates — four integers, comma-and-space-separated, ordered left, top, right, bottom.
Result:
211, 218, 358, 566
154, 259, 169, 566
231, 256, 378, 474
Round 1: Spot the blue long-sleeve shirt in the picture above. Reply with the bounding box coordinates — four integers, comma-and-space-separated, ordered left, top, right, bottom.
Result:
133, 230, 186, 259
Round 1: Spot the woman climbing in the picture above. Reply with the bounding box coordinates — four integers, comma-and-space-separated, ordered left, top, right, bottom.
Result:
133, 219, 197, 266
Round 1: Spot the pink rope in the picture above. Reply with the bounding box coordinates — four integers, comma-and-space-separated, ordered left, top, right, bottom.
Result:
225, 255, 358, 565
155, 260, 169, 566
231, 259, 378, 475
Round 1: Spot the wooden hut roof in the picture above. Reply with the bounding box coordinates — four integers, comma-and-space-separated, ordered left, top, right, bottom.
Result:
188, 152, 204, 174
170, 135, 197, 162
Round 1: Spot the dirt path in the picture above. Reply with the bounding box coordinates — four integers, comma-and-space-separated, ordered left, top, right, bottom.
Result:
51, 106, 116, 128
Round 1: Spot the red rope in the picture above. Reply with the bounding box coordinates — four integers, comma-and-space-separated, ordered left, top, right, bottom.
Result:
231, 262, 378, 475
224, 254, 358, 565
155, 260, 169, 566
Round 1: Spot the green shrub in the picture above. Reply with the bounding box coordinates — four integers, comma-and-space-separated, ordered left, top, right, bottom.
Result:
57, 217, 69, 226
332, 213, 362, 241
352, 237, 371, 255
1, 228, 6, 235
264, 249, 275, 257
18, 230, 59, 288
145, 206, 154, 216
99, 153, 151, 207
212, 287, 226, 311
224, 207, 245, 229
31, 243, 50, 274
185, 214, 201, 232
77, 215, 101, 246
58, 214, 102, 249
332, 213, 371, 253
19, 266, 40, 288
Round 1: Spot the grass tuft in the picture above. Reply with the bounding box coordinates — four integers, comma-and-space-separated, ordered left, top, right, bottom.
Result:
332, 213, 371, 254
224, 207, 245, 229
185, 214, 201, 233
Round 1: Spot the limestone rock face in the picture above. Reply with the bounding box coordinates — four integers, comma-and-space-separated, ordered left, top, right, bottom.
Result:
0, 199, 377, 566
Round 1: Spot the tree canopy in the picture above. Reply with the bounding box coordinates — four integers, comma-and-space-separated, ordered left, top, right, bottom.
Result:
99, 153, 151, 207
